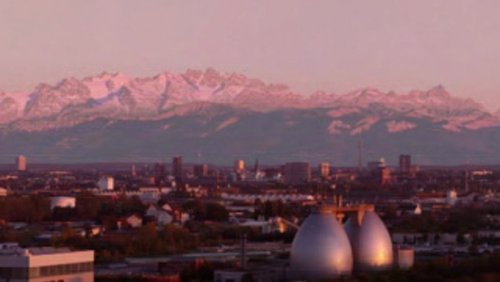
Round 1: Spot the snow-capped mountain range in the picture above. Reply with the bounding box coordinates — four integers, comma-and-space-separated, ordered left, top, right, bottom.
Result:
1, 68, 499, 164
1, 68, 498, 133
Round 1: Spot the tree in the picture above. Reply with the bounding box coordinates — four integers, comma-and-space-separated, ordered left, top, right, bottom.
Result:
183, 200, 229, 222
76, 192, 102, 220
205, 203, 229, 222
52, 207, 77, 221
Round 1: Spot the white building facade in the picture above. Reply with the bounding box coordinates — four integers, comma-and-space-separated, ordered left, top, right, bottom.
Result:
0, 243, 94, 282
97, 176, 114, 191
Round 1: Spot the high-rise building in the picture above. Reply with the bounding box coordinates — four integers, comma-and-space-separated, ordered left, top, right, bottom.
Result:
284, 162, 311, 185
98, 176, 114, 191
379, 167, 392, 185
399, 154, 411, 174
319, 162, 331, 178
193, 164, 209, 177
154, 163, 166, 185
367, 158, 391, 185
172, 156, 183, 178
16, 155, 26, 171
234, 160, 245, 173
130, 164, 137, 177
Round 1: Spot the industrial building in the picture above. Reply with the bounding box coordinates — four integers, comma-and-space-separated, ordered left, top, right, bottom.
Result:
0, 243, 94, 282
289, 202, 408, 280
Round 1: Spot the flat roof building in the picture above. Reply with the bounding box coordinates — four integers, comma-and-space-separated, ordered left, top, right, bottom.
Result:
16, 155, 26, 172
0, 243, 94, 282
319, 162, 331, 179
172, 156, 183, 179
399, 154, 411, 174
234, 160, 245, 173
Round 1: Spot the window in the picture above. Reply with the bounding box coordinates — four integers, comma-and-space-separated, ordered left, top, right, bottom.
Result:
10, 267, 28, 279
29, 267, 41, 278
24, 261, 94, 279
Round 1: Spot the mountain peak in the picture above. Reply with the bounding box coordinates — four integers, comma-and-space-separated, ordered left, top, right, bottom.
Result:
0, 69, 497, 133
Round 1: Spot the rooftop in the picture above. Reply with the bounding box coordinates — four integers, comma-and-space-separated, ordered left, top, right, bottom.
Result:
0, 243, 74, 256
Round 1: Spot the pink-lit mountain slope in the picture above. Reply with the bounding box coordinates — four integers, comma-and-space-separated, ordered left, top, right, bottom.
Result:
1, 69, 500, 165
0, 68, 497, 133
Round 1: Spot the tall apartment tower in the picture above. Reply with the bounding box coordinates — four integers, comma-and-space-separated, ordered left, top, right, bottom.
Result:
172, 156, 183, 178
16, 155, 26, 171
399, 154, 411, 174
379, 167, 392, 185
154, 163, 166, 185
130, 164, 137, 177
234, 160, 245, 173
319, 162, 331, 178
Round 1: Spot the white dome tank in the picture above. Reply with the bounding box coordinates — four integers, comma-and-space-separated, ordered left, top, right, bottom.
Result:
344, 211, 393, 271
290, 210, 353, 280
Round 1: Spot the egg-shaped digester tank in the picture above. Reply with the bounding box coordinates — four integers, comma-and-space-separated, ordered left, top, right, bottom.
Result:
344, 211, 393, 271
290, 210, 353, 280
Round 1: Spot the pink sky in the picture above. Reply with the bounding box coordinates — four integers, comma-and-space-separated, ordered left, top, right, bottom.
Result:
1, 0, 500, 109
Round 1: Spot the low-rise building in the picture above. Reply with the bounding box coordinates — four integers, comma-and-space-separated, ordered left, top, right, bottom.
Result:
146, 205, 174, 226
0, 243, 94, 282
50, 196, 76, 210
119, 214, 143, 229
0, 187, 7, 197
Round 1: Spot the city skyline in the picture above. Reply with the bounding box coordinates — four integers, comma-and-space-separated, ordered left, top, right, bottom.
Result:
1, 2, 499, 281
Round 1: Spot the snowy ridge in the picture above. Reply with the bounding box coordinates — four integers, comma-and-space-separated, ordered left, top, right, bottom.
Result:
0, 68, 499, 133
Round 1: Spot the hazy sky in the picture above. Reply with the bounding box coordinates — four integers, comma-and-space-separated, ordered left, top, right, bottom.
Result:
1, 0, 500, 109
